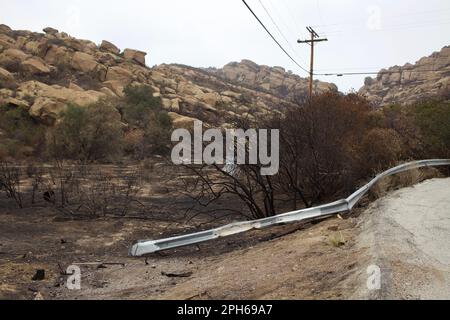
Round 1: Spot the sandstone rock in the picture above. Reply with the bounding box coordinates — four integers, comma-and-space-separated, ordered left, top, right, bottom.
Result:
19, 81, 104, 108
221, 90, 242, 99
100, 40, 120, 55
124, 48, 146, 65
0, 96, 29, 109
68, 82, 84, 91
96, 64, 108, 82
29, 97, 64, 124
43, 27, 59, 35
71, 51, 98, 73
22, 57, 51, 75
0, 34, 16, 48
359, 45, 450, 106
171, 99, 180, 113
216, 59, 335, 100
105, 66, 134, 83
103, 80, 125, 97
0, 49, 29, 70
168, 112, 199, 129
95, 52, 120, 67
151, 71, 177, 88
165, 87, 176, 94
177, 82, 204, 96
0, 66, 14, 81
161, 98, 172, 110
196, 92, 221, 107
0, 24, 12, 34
44, 45, 72, 65
100, 86, 117, 97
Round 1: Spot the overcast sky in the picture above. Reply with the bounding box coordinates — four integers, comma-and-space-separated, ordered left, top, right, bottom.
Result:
1, 0, 449, 91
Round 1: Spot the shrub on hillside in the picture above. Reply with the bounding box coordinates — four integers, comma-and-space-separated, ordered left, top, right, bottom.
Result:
46, 99, 124, 162
119, 84, 172, 157
0, 105, 46, 158
412, 100, 450, 158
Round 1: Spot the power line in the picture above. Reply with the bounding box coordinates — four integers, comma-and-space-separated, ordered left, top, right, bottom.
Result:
316, 68, 443, 77
257, 0, 307, 63
311, 7, 450, 30
242, 0, 309, 74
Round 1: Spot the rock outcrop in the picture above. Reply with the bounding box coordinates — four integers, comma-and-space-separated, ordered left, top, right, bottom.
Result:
210, 59, 337, 101
359, 46, 450, 106
0, 24, 337, 127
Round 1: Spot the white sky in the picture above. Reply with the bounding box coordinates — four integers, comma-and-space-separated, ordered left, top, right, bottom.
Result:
1, 0, 449, 92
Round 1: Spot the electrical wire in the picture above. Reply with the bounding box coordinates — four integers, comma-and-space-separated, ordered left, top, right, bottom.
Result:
257, 0, 307, 63
242, 0, 310, 74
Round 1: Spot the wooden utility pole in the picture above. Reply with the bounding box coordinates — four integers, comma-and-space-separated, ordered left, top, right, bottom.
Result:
298, 27, 328, 101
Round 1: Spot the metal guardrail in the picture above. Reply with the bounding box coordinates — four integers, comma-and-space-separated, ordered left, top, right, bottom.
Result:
129, 159, 450, 256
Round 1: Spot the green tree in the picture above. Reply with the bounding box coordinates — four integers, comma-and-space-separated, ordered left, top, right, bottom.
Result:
47, 99, 124, 162
412, 100, 450, 158
120, 84, 173, 157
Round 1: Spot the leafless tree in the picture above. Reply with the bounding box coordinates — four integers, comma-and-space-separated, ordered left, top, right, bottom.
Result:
0, 161, 23, 208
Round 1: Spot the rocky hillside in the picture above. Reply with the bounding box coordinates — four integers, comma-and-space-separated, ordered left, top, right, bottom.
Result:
208, 59, 337, 102
360, 46, 450, 106
0, 24, 337, 128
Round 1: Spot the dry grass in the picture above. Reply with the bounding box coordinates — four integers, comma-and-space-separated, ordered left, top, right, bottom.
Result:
369, 167, 443, 200
329, 232, 347, 248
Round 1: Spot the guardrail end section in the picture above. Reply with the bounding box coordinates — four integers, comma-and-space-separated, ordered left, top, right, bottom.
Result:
129, 241, 160, 257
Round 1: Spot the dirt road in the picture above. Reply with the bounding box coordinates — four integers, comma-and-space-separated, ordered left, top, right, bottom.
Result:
356, 178, 450, 299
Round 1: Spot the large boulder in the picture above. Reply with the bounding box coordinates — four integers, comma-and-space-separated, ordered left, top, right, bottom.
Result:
100, 40, 120, 55
21, 57, 51, 75
105, 66, 133, 83
44, 45, 72, 65
0, 66, 14, 81
0, 34, 15, 48
0, 24, 12, 34
0, 49, 29, 71
168, 112, 199, 129
196, 92, 221, 107
71, 51, 98, 73
103, 80, 125, 97
43, 27, 59, 35
177, 81, 205, 96
29, 97, 64, 125
19, 81, 105, 123
123, 48, 146, 65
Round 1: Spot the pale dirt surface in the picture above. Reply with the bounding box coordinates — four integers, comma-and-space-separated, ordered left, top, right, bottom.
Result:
355, 178, 450, 299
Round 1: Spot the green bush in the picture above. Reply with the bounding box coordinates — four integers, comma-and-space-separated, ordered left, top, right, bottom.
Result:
120, 84, 173, 157
121, 84, 164, 127
0, 105, 46, 158
46, 99, 124, 162
412, 100, 450, 158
